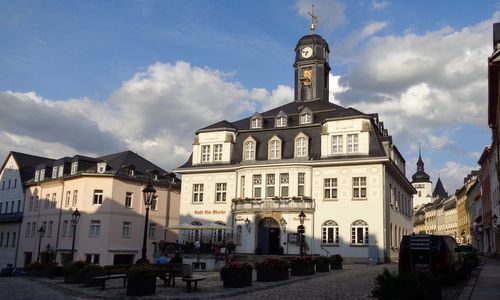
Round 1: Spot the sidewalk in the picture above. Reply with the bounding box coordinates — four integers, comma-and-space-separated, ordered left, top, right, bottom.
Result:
458, 256, 500, 300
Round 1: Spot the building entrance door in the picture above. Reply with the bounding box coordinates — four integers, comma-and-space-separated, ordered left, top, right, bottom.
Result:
258, 218, 280, 255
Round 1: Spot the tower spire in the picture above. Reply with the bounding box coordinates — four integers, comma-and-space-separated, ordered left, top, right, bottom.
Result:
308, 4, 319, 32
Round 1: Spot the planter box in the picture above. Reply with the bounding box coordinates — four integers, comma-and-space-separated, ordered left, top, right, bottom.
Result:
315, 263, 330, 272
290, 262, 315, 276
127, 276, 156, 296
256, 268, 289, 282
221, 268, 252, 288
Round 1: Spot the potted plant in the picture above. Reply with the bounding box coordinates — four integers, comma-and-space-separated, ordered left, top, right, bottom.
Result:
314, 256, 330, 272
330, 254, 343, 270
255, 258, 289, 282
220, 261, 253, 287
127, 264, 156, 296
290, 256, 315, 276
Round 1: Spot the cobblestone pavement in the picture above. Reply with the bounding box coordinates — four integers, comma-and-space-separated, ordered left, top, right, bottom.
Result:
0, 263, 466, 300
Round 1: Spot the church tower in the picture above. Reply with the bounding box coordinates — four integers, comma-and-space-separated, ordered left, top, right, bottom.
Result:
293, 11, 330, 102
411, 149, 433, 208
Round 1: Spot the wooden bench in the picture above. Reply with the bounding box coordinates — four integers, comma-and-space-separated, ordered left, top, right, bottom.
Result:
155, 263, 192, 286
91, 264, 131, 290
181, 274, 207, 292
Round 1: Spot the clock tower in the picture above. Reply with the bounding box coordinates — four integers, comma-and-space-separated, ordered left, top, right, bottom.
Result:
293, 26, 330, 102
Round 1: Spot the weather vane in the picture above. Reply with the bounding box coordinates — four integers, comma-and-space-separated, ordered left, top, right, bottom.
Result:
308, 4, 319, 32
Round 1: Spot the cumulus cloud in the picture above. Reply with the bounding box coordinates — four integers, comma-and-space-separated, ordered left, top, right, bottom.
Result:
439, 161, 479, 193
371, 1, 389, 10
295, 0, 346, 33
0, 61, 290, 171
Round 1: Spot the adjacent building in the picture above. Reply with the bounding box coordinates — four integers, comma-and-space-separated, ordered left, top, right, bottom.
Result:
15, 150, 180, 266
176, 26, 415, 263
0, 152, 54, 268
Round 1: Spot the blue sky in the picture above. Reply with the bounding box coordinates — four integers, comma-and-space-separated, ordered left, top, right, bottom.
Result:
1, 0, 499, 191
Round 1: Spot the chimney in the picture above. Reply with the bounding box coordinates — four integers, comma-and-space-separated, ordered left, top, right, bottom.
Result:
494, 23, 500, 50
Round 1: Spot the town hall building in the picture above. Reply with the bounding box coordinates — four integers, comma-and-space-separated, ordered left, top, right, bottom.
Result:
176, 23, 415, 263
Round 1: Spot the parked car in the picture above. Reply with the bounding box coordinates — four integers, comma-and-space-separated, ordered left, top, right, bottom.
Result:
398, 234, 462, 284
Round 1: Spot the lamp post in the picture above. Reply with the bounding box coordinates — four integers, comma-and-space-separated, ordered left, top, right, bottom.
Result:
244, 217, 251, 233
36, 227, 45, 262
298, 210, 306, 257
141, 183, 156, 263
70, 208, 81, 261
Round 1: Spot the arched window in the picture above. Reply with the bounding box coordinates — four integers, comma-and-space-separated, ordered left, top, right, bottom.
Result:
351, 220, 368, 245
212, 221, 227, 243
189, 221, 202, 242
268, 136, 282, 160
243, 137, 256, 160
295, 133, 309, 158
322, 220, 339, 245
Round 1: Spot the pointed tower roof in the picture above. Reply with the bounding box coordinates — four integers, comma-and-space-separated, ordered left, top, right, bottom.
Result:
433, 177, 448, 200
412, 148, 431, 183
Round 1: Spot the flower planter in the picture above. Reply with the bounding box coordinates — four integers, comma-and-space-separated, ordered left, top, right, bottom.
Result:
256, 267, 289, 282
221, 268, 253, 288
290, 261, 315, 276
127, 276, 156, 296
315, 263, 330, 272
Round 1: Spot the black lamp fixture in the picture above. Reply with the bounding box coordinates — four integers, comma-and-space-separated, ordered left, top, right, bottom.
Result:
36, 227, 45, 262
298, 210, 306, 256
493, 214, 498, 228
244, 217, 251, 233
70, 208, 81, 261
141, 182, 156, 263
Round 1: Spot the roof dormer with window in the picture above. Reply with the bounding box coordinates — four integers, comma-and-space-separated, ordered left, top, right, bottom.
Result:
299, 107, 313, 125
250, 113, 263, 129
320, 118, 370, 157
191, 130, 236, 165
275, 111, 287, 128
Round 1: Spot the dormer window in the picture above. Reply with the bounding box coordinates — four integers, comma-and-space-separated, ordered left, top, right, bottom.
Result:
275, 111, 287, 127
71, 162, 78, 175
58, 165, 64, 177
34, 170, 40, 182
97, 163, 107, 174
243, 137, 256, 160
268, 136, 282, 160
299, 108, 313, 124
201, 145, 211, 162
128, 169, 135, 176
40, 169, 45, 181
250, 113, 263, 129
52, 166, 58, 179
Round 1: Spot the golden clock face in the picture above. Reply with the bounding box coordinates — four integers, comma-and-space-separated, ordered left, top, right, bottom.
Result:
301, 46, 313, 58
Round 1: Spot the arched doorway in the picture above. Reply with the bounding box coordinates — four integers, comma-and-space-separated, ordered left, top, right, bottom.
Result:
258, 218, 281, 255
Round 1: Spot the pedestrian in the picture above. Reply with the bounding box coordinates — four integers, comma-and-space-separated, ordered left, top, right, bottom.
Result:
195, 240, 201, 254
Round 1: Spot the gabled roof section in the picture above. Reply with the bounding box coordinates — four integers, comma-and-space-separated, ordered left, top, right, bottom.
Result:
3, 151, 55, 182
98, 150, 168, 176
432, 177, 448, 200
197, 120, 236, 133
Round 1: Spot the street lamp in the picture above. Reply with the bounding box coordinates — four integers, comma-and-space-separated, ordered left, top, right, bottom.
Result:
298, 210, 306, 256
279, 217, 287, 233
70, 208, 81, 261
493, 214, 498, 228
37, 227, 45, 262
141, 182, 156, 263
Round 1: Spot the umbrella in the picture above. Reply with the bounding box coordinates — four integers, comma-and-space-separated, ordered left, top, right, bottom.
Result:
167, 222, 232, 230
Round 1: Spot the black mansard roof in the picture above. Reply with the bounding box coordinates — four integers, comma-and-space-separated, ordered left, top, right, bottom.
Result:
180, 100, 389, 169
7, 152, 55, 182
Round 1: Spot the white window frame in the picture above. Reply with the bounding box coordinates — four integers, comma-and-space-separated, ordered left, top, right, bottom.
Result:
276, 116, 286, 127
266, 174, 275, 197
58, 165, 64, 177
40, 169, 45, 181
251, 117, 262, 129
89, 220, 101, 238
125, 192, 133, 208
298, 173, 305, 197
52, 166, 58, 179
122, 222, 131, 238
351, 220, 369, 245
51, 193, 57, 208
211, 221, 227, 243
34, 171, 40, 182
215, 183, 227, 202
347, 134, 359, 153
213, 144, 223, 162
148, 223, 156, 239
280, 173, 289, 197
332, 135, 343, 154
300, 113, 312, 124
240, 176, 245, 198
93, 190, 103, 205
353, 177, 367, 199
253, 175, 262, 198
244, 140, 255, 160
295, 136, 308, 157
72, 190, 78, 207
324, 178, 338, 200
151, 196, 158, 210
201, 145, 211, 162
71, 162, 78, 175
269, 139, 281, 160
193, 184, 204, 203
322, 220, 339, 245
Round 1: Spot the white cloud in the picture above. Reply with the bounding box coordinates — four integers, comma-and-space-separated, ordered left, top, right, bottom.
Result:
0, 61, 291, 171
372, 1, 389, 10
440, 161, 478, 192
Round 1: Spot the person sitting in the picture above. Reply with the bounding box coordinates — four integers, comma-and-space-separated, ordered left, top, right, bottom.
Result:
156, 254, 169, 265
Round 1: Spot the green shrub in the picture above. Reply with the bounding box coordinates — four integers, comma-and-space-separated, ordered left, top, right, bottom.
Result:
372, 268, 442, 300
